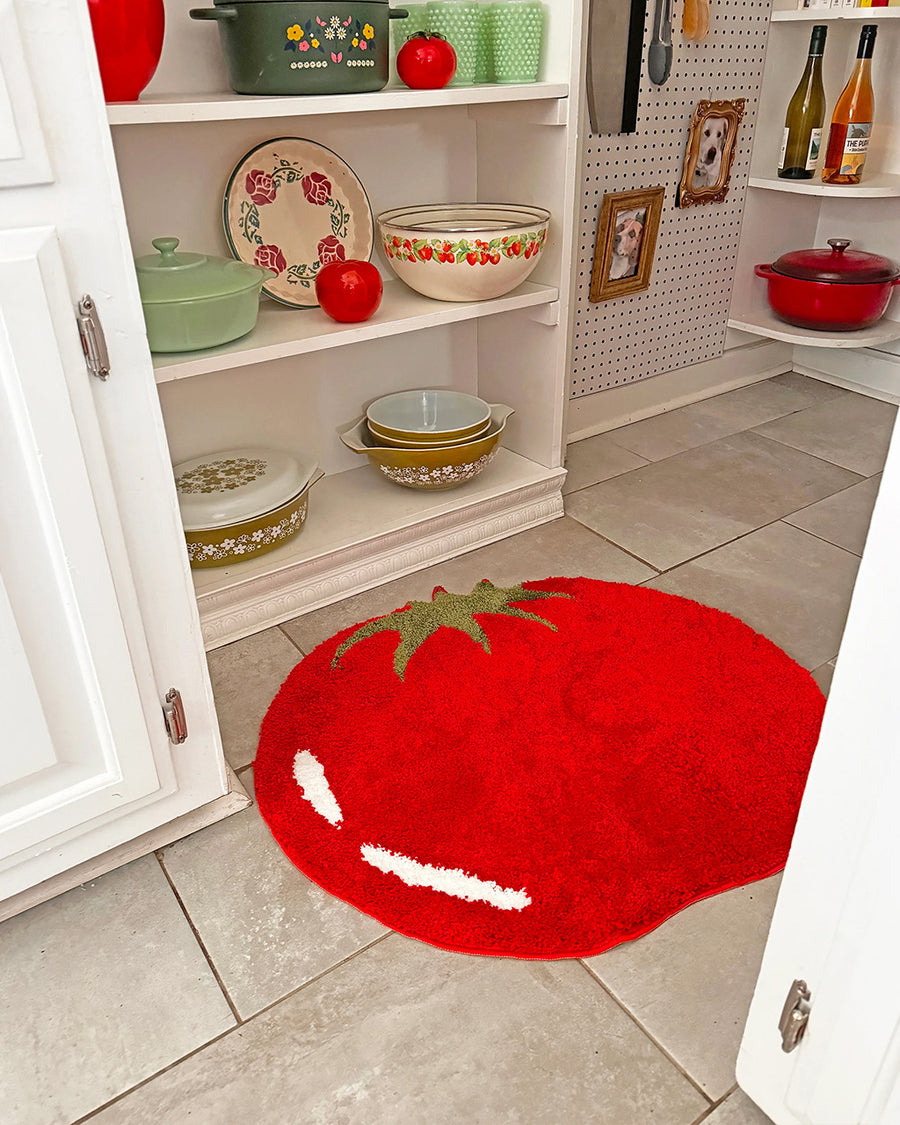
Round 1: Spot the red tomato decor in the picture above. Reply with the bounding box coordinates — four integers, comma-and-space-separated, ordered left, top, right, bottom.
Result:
255, 577, 824, 959
396, 32, 457, 90
315, 259, 383, 322
87, 0, 165, 102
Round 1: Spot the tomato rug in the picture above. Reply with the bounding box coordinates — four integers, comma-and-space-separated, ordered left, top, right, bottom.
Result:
254, 577, 825, 959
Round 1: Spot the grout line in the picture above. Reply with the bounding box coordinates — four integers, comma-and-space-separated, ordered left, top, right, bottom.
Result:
277, 623, 308, 656
688, 1083, 742, 1125
72, 928, 396, 1124
576, 958, 715, 1108
154, 851, 243, 1026
565, 519, 663, 572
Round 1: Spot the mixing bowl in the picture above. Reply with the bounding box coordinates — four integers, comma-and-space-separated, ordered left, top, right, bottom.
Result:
377, 204, 550, 301
366, 388, 491, 443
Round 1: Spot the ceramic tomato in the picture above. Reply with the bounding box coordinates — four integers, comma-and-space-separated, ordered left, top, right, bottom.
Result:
396, 32, 457, 90
315, 260, 383, 323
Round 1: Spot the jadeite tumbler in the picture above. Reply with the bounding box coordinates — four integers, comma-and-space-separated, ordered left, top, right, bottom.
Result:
474, 3, 493, 83
490, 0, 544, 83
392, 3, 429, 58
425, 1, 480, 85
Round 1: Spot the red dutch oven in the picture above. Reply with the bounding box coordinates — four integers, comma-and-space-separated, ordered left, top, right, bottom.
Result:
755, 238, 900, 332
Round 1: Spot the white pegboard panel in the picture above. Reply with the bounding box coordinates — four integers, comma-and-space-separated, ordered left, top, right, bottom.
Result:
571, 0, 772, 398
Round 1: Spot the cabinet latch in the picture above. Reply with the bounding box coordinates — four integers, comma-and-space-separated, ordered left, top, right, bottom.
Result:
779, 978, 811, 1053
163, 688, 188, 745
76, 294, 111, 380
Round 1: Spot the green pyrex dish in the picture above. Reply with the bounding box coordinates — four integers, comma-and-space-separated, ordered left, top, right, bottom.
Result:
135, 237, 272, 353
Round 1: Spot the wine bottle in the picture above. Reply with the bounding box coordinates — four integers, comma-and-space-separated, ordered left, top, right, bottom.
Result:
822, 24, 877, 185
778, 24, 827, 179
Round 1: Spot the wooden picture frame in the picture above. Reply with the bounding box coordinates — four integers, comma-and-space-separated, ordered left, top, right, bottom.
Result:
677, 98, 746, 208
589, 186, 664, 303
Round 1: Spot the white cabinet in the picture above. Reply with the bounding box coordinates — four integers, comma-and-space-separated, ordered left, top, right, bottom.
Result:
107, 0, 586, 649
0, 0, 231, 911
729, 5, 900, 354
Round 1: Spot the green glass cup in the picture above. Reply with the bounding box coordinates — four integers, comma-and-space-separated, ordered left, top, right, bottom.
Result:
392, 3, 429, 60
474, 3, 494, 84
425, 1, 480, 85
490, 0, 544, 84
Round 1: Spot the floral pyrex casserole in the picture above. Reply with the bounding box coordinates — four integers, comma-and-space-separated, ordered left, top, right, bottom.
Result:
377, 204, 550, 301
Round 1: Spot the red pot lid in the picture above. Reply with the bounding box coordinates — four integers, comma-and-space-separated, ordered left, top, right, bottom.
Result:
772, 239, 900, 284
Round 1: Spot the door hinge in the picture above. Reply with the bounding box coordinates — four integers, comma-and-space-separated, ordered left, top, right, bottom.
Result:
779, 979, 812, 1053
163, 688, 188, 745
76, 294, 111, 380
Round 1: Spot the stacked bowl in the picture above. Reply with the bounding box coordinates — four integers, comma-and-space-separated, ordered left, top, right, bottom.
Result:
340, 389, 514, 490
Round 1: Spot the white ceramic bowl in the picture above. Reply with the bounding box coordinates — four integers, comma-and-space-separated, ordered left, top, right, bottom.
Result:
377, 204, 550, 302
366, 389, 492, 443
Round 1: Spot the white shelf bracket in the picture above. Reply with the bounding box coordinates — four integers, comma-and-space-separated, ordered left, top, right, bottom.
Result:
528, 301, 560, 326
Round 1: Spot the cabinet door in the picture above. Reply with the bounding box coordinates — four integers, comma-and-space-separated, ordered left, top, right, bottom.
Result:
737, 412, 900, 1123
0, 0, 227, 902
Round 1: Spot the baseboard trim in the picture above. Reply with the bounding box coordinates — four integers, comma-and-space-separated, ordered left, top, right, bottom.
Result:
0, 767, 251, 923
794, 345, 900, 405
566, 340, 793, 441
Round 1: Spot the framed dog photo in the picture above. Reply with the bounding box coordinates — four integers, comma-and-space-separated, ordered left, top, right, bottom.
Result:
677, 98, 745, 208
589, 186, 664, 303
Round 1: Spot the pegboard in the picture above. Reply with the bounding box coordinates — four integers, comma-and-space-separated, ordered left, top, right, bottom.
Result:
571, 0, 772, 398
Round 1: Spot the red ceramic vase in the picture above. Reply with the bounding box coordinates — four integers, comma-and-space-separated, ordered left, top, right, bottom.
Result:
87, 0, 165, 102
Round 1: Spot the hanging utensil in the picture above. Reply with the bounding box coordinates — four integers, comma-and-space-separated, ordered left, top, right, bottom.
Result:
648, 0, 672, 85
683, 0, 710, 41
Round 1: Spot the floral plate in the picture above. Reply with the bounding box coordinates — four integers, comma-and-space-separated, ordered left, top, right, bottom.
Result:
223, 137, 374, 309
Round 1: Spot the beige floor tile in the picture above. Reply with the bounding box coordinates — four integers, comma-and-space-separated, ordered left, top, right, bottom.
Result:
87, 935, 709, 1125
703, 1088, 776, 1125
563, 432, 649, 493
767, 371, 855, 408
811, 659, 836, 697
584, 876, 781, 1102
644, 522, 860, 670
753, 394, 897, 477
603, 378, 854, 463
282, 515, 655, 653
159, 771, 388, 1020
784, 474, 881, 556
565, 431, 860, 570
206, 627, 302, 770
0, 856, 234, 1125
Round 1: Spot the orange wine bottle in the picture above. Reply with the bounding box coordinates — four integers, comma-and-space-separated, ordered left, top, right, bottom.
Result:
822, 24, 877, 185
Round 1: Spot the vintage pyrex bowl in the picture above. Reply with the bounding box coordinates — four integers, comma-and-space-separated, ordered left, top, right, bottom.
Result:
135, 237, 272, 353
366, 389, 492, 444
377, 204, 550, 301
340, 404, 514, 490
173, 446, 322, 568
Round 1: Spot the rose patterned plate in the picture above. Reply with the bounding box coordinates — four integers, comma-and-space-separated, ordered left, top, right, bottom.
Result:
223, 137, 374, 309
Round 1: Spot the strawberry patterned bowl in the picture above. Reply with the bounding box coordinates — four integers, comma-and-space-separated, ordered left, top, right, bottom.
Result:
377, 204, 550, 302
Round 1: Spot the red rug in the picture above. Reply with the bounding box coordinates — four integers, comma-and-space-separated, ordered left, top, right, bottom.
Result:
255, 577, 824, 959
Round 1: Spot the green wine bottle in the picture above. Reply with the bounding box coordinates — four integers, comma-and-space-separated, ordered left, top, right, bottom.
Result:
778, 24, 828, 180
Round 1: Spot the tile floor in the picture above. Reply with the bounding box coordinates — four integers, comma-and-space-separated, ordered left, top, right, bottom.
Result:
3, 372, 894, 1125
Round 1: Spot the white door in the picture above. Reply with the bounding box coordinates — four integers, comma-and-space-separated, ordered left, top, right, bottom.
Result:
738, 409, 900, 1124
0, 0, 227, 902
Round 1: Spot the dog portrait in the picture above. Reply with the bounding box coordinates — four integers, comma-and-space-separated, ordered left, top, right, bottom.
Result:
678, 99, 745, 208
590, 188, 664, 303
609, 209, 647, 281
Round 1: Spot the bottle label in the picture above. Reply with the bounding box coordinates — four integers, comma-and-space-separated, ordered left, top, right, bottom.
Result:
841, 122, 872, 176
778, 127, 789, 170
805, 128, 823, 170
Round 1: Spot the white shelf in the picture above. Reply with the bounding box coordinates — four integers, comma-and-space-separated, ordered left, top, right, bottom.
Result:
107, 82, 570, 125
729, 307, 900, 348
772, 8, 900, 21
191, 450, 566, 647
152, 280, 559, 382
748, 171, 900, 197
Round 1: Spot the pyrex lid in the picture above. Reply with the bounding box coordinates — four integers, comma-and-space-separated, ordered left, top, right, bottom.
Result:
772, 239, 900, 285
135, 237, 271, 304
173, 447, 317, 530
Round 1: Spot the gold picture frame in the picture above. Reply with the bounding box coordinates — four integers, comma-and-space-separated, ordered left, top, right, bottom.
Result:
589, 186, 665, 303
677, 98, 746, 208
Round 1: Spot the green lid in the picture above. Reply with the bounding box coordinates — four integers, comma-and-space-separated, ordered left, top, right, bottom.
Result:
135, 237, 271, 305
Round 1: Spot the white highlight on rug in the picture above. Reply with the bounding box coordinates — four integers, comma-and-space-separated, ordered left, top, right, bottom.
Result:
293, 750, 343, 825
360, 844, 531, 911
